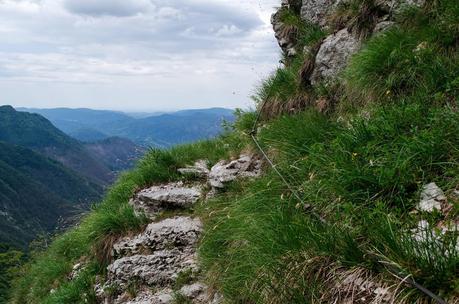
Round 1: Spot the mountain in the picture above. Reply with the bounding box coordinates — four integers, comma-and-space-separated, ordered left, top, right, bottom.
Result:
68, 128, 109, 143
20, 107, 235, 147
84, 137, 145, 172
0, 106, 113, 185
0, 141, 102, 249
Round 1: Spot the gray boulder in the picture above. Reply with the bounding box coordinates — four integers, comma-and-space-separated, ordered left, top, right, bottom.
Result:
208, 154, 262, 188
130, 182, 202, 218
113, 217, 202, 258
121, 289, 173, 304
178, 283, 224, 304
107, 250, 197, 288
178, 160, 210, 177
417, 182, 446, 212
311, 28, 360, 84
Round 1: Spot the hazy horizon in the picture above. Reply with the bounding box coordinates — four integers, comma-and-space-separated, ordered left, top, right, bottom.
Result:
12, 104, 242, 113
0, 0, 279, 111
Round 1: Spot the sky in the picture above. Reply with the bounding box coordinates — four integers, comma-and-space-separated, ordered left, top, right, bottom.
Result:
0, 0, 281, 111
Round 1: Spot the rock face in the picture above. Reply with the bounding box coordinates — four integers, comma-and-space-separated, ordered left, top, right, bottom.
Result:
130, 182, 202, 218
301, 0, 338, 27
311, 28, 360, 84
271, 4, 299, 57
208, 154, 262, 188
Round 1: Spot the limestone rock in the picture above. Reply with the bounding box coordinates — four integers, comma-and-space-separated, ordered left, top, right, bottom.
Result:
301, 0, 338, 27
68, 262, 85, 280
130, 182, 202, 218
178, 160, 210, 177
178, 283, 224, 304
271, 8, 299, 57
208, 154, 262, 188
417, 182, 446, 212
121, 289, 173, 304
311, 28, 360, 84
113, 217, 202, 258
107, 250, 197, 288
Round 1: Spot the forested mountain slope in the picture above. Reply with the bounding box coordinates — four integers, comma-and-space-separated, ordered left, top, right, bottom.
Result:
0, 141, 102, 249
0, 106, 113, 185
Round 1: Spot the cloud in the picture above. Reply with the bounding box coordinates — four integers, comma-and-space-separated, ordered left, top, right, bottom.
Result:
0, 0, 280, 110
63, 0, 152, 17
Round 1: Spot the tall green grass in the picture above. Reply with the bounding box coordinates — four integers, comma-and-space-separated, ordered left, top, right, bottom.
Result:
9, 134, 243, 304
345, 0, 459, 106
199, 104, 459, 303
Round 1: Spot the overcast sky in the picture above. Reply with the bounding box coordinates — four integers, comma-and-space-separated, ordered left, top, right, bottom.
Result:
0, 0, 280, 111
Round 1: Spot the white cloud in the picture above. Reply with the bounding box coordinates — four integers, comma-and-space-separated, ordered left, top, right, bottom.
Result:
0, 0, 280, 111
63, 0, 153, 17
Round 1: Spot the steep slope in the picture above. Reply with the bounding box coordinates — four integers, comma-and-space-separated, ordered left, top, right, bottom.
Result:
84, 137, 146, 172
0, 141, 102, 249
0, 106, 113, 185
69, 129, 109, 143
9, 0, 458, 303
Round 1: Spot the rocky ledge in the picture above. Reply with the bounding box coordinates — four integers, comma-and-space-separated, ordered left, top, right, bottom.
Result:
93, 154, 262, 304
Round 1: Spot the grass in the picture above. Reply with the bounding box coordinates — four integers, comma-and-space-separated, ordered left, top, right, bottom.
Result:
9, 134, 243, 304
9, 0, 459, 303
344, 0, 459, 108
252, 54, 315, 119
328, 0, 389, 39
199, 103, 459, 303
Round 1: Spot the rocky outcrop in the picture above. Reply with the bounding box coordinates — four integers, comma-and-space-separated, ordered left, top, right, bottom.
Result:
410, 183, 458, 259
208, 154, 262, 188
271, 4, 299, 57
107, 250, 197, 288
417, 182, 446, 212
178, 160, 210, 177
96, 154, 262, 304
129, 182, 202, 219
301, 0, 338, 27
113, 217, 202, 258
310, 28, 360, 84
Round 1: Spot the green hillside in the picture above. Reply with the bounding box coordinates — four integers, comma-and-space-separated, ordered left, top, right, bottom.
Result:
0, 106, 113, 185
7, 0, 458, 303
0, 141, 102, 248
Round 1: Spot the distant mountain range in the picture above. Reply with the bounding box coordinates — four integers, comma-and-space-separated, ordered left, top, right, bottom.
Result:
0, 105, 145, 248
0, 105, 233, 249
18, 107, 235, 148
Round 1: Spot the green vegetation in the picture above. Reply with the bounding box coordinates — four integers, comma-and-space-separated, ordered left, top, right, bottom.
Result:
0, 244, 23, 304
200, 105, 459, 303
9, 135, 243, 303
329, 0, 388, 38
0, 141, 102, 249
198, 0, 459, 302
345, 0, 459, 106
8, 0, 459, 303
